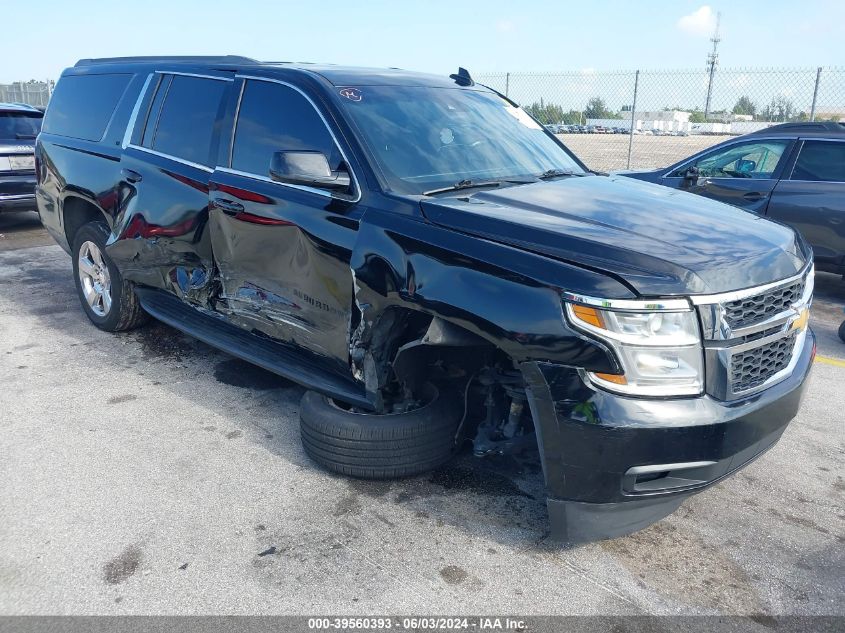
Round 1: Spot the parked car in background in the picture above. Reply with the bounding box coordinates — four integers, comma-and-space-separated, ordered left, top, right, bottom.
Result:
0, 103, 43, 213
620, 122, 845, 276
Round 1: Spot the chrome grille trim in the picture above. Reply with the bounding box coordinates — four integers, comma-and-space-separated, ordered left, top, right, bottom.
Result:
695, 263, 813, 401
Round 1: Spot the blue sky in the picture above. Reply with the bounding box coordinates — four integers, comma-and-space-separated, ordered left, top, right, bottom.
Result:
2, 0, 843, 83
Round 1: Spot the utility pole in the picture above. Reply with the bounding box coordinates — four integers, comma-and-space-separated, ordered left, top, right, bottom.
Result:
704, 11, 721, 120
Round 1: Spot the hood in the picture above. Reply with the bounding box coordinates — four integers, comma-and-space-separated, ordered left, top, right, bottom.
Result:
420, 175, 808, 296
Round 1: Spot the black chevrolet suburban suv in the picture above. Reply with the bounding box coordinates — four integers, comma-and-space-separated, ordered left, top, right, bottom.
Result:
1, 102, 42, 213
36, 56, 815, 541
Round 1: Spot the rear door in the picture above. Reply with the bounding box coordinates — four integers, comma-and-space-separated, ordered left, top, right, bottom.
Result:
111, 70, 233, 303
207, 76, 363, 367
766, 138, 845, 273
662, 138, 793, 213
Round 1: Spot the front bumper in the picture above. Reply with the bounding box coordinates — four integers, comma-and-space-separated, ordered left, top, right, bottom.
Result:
521, 327, 815, 542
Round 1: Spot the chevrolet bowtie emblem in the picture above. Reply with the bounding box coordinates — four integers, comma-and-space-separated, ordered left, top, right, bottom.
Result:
790, 306, 810, 332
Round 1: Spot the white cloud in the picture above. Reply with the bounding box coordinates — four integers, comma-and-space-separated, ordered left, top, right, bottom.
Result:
677, 6, 717, 36
495, 20, 515, 34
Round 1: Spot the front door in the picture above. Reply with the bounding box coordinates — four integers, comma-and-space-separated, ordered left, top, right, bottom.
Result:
207, 77, 362, 368
663, 138, 793, 213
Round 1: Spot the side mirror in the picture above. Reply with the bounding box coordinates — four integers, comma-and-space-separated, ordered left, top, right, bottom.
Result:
269, 151, 351, 193
683, 165, 700, 181
736, 159, 756, 174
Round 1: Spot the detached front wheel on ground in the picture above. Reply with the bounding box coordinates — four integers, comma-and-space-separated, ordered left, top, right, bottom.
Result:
299, 383, 462, 479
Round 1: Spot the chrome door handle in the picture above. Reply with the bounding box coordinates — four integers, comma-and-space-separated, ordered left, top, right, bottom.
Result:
214, 198, 244, 215
121, 168, 143, 183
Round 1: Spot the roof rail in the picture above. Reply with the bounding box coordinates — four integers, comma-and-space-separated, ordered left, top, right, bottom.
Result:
750, 121, 845, 134
74, 55, 259, 67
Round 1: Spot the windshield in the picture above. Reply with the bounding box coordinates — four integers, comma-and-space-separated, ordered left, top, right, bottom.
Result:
339, 86, 585, 195
0, 112, 43, 140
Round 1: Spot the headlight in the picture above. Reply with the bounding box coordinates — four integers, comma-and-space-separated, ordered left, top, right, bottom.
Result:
563, 296, 703, 397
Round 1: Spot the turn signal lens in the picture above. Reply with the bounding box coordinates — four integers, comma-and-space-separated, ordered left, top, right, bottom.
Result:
572, 304, 604, 328
594, 372, 627, 385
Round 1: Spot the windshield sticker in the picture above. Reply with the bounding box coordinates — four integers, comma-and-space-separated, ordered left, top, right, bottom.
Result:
339, 87, 362, 102
505, 105, 542, 130
439, 128, 455, 145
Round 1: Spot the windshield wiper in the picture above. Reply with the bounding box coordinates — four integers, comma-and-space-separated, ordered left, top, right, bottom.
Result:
422, 179, 506, 196
537, 168, 584, 180
15, 133, 37, 139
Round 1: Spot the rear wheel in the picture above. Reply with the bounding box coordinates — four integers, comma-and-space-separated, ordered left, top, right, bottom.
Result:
839, 319, 845, 343
72, 221, 148, 332
299, 383, 462, 479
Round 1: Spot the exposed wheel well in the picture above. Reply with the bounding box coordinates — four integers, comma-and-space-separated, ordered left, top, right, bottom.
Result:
62, 197, 108, 248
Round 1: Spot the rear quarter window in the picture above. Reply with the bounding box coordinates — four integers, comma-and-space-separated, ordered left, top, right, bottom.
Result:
790, 141, 845, 182
42, 73, 132, 141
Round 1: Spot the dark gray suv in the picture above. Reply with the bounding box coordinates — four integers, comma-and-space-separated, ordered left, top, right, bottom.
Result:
621, 122, 845, 277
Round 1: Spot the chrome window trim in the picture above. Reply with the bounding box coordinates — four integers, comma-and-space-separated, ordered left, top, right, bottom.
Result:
561, 292, 691, 312
125, 144, 213, 173
228, 80, 246, 169
230, 74, 362, 203
217, 166, 347, 199
153, 70, 234, 82
121, 73, 154, 149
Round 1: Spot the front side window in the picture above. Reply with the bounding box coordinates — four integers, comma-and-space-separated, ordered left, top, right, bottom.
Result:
790, 140, 845, 182
337, 86, 584, 195
0, 111, 42, 140
149, 75, 227, 167
672, 140, 790, 179
231, 80, 342, 176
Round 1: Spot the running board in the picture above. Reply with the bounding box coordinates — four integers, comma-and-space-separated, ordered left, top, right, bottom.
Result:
135, 288, 371, 409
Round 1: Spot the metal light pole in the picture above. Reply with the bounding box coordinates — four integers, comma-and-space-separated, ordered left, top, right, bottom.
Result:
704, 12, 721, 120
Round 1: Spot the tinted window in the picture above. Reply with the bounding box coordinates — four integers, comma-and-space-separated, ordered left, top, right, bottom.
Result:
670, 140, 790, 179
137, 74, 171, 147
791, 141, 845, 182
0, 112, 42, 140
42, 74, 131, 141
232, 80, 341, 176
151, 75, 227, 167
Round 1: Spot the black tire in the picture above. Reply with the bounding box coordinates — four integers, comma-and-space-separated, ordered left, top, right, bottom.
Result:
299, 383, 462, 479
71, 221, 149, 332
839, 319, 845, 343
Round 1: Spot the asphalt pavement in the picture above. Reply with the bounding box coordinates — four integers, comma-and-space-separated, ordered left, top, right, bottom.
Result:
1, 211, 843, 617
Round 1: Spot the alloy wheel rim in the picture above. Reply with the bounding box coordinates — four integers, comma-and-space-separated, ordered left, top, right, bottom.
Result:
77, 241, 112, 317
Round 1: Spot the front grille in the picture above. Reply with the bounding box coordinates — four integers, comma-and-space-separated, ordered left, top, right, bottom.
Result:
730, 332, 797, 394
723, 280, 804, 329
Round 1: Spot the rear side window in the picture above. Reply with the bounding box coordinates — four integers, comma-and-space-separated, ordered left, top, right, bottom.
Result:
231, 80, 341, 176
0, 111, 42, 140
790, 141, 845, 182
42, 74, 131, 141
148, 75, 227, 167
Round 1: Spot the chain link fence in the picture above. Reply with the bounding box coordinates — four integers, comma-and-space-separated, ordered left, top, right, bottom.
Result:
477, 67, 845, 172
0, 81, 54, 108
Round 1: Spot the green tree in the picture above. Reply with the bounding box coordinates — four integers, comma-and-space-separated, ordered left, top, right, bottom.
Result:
689, 109, 707, 123
732, 96, 757, 117
761, 95, 798, 122
584, 97, 620, 119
